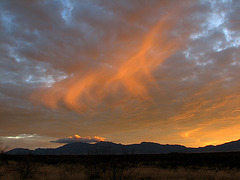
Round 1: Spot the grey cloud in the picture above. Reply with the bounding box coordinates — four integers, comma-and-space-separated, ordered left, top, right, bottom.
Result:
0, 0, 240, 149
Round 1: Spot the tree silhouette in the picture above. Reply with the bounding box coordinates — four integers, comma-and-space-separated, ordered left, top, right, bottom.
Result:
0, 138, 8, 154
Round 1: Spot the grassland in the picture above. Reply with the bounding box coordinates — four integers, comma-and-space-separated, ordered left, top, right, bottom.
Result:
1, 152, 240, 179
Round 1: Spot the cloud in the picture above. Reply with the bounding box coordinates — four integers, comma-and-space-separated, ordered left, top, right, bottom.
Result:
51, 135, 105, 144
4, 134, 38, 139
1, 134, 57, 150
0, 0, 240, 148
30, 9, 186, 113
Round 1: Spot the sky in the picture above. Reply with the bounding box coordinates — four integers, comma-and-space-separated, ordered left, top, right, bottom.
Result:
1, 0, 240, 150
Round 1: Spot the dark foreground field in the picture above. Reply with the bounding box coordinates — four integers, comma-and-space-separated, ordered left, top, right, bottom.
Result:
1, 152, 240, 180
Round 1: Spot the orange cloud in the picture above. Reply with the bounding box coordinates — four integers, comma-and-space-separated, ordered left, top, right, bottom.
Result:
51, 135, 105, 144
31, 9, 185, 114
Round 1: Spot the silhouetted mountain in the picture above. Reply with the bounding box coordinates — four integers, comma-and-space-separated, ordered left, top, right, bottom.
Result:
6, 139, 240, 155
6, 148, 32, 155
195, 139, 240, 152
129, 142, 189, 154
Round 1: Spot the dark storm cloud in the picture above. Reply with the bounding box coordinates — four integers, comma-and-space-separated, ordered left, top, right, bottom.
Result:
0, 0, 240, 149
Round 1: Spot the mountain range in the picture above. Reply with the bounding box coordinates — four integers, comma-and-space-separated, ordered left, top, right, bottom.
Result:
6, 139, 240, 155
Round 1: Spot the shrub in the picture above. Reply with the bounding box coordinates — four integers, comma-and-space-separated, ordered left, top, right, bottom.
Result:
15, 159, 37, 180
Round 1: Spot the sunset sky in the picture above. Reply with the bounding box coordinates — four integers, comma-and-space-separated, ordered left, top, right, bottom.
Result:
1, 0, 240, 150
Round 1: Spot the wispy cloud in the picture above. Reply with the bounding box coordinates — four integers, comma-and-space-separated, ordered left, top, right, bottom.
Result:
4, 134, 38, 139
1, 134, 57, 150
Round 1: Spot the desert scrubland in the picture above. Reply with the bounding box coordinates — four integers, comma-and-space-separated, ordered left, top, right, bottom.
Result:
1, 153, 240, 180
